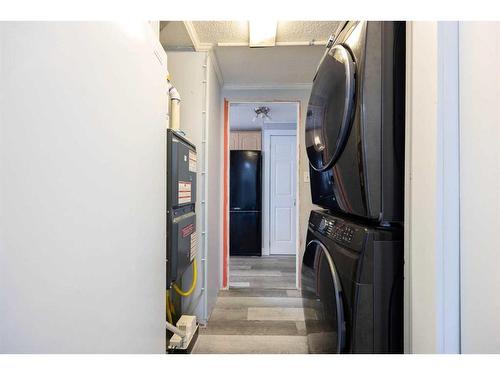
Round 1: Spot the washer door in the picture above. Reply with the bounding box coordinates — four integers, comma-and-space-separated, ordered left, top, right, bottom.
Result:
301, 239, 346, 353
306, 44, 356, 171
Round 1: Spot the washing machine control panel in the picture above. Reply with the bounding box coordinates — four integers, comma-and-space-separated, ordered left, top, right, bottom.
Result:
316, 215, 359, 246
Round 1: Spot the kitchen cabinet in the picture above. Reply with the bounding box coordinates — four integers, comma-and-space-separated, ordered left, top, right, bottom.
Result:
230, 131, 261, 150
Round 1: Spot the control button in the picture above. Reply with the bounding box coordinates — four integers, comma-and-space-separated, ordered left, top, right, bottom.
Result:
319, 219, 327, 231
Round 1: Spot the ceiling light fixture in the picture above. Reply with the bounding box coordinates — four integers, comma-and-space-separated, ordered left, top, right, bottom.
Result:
249, 20, 277, 47
253, 106, 271, 122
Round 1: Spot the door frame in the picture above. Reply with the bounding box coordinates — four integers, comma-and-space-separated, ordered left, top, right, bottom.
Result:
222, 100, 301, 289
262, 128, 298, 256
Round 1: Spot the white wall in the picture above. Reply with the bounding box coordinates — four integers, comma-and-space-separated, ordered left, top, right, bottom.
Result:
405, 21, 461, 354
0, 22, 167, 353
406, 21, 500, 354
222, 87, 317, 266
459, 21, 500, 353
166, 50, 222, 323
405, 22, 440, 353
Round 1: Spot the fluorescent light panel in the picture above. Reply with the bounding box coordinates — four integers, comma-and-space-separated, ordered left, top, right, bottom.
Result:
249, 20, 277, 47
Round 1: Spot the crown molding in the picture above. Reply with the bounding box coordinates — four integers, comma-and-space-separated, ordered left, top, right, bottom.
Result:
222, 83, 313, 91
183, 21, 224, 86
217, 41, 328, 47
198, 42, 214, 52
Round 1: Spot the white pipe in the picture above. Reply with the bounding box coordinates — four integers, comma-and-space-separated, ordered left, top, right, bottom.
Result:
165, 321, 185, 338
167, 79, 181, 131
201, 54, 209, 322
170, 98, 181, 131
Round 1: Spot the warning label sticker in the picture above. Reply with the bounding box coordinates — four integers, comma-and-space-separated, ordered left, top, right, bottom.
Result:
181, 223, 194, 238
190, 232, 198, 261
189, 150, 197, 173
178, 181, 191, 204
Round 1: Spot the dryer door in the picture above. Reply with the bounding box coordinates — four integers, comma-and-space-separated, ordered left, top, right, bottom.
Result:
306, 44, 356, 171
301, 239, 347, 353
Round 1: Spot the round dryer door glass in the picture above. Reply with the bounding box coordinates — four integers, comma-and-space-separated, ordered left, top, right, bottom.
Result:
306, 44, 356, 171
301, 240, 346, 353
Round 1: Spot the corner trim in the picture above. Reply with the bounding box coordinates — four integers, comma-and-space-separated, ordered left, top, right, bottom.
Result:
183, 21, 201, 51
209, 50, 224, 86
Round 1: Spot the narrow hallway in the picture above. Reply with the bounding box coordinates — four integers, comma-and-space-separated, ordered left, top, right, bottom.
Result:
229, 256, 296, 289
193, 256, 310, 354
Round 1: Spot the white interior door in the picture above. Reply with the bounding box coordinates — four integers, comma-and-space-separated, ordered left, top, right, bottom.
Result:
269, 134, 296, 255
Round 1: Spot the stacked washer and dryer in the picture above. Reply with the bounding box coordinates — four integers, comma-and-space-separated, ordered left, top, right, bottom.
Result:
302, 21, 406, 354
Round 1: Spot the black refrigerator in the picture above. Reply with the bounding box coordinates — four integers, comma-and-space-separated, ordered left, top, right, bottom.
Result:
230, 150, 262, 256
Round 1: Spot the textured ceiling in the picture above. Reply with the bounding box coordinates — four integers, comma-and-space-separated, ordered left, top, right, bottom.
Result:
159, 21, 336, 87
192, 21, 248, 44
192, 21, 339, 44
276, 21, 339, 42
230, 102, 298, 130
214, 45, 325, 86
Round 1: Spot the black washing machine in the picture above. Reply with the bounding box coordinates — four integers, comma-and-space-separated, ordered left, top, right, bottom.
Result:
306, 21, 406, 224
301, 210, 403, 353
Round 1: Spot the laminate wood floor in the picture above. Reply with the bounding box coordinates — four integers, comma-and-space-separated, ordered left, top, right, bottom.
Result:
193, 255, 309, 354
229, 255, 296, 290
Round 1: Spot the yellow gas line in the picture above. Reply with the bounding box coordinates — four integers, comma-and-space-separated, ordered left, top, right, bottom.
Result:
166, 290, 173, 324
172, 259, 197, 297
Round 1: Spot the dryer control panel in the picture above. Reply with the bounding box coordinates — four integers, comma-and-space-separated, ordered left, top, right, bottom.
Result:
309, 211, 365, 251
